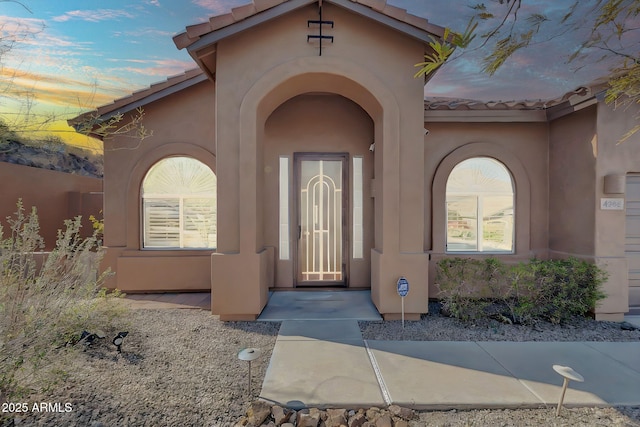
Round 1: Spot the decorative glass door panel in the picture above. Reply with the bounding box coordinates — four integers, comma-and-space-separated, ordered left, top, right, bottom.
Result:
297, 155, 346, 285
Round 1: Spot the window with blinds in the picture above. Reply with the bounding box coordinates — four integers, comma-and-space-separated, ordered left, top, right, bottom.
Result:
142, 157, 216, 249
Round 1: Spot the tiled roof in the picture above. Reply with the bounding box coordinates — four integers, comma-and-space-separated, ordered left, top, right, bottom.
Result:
173, 0, 444, 50
424, 86, 593, 112
97, 69, 205, 116
69, 69, 206, 126
423, 82, 610, 122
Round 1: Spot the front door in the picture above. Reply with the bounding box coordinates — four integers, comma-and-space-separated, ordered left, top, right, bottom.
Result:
295, 153, 347, 286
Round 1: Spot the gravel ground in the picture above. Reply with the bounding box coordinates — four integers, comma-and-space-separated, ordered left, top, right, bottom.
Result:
360, 310, 640, 342
3, 305, 639, 427
5, 309, 280, 427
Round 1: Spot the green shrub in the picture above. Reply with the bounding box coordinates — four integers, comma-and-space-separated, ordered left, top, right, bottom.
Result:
435, 257, 607, 324
511, 258, 607, 324
435, 257, 506, 321
0, 200, 125, 399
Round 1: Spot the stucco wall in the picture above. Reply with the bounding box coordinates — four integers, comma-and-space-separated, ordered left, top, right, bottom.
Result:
424, 121, 549, 296
548, 106, 597, 256
593, 100, 640, 318
0, 162, 102, 250
102, 79, 216, 292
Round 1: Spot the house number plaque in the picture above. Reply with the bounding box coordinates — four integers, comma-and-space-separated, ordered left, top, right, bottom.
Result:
600, 198, 624, 210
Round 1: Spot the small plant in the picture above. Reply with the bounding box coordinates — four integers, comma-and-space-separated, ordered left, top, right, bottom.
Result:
0, 200, 125, 400
435, 257, 607, 325
89, 212, 104, 240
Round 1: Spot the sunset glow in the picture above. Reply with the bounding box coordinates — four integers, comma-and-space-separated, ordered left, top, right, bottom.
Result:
0, 0, 626, 149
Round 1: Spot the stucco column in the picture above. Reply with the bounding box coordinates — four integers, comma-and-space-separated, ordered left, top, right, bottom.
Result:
370, 100, 429, 320
594, 178, 630, 321
210, 75, 271, 320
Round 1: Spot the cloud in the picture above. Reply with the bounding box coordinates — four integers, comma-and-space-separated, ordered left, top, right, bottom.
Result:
1, 72, 116, 110
0, 15, 45, 44
107, 58, 196, 77
52, 9, 135, 23
112, 28, 175, 38
0, 65, 139, 112
192, 0, 244, 14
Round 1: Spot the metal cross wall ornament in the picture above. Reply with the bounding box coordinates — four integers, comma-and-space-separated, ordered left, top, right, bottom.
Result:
307, 0, 334, 56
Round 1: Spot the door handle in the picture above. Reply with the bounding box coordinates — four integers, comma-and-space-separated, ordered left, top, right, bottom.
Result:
298, 225, 301, 239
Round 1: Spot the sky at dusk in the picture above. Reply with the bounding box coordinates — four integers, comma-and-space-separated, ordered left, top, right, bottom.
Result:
0, 0, 630, 146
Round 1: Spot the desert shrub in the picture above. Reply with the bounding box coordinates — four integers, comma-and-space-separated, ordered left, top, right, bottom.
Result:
0, 200, 125, 399
435, 257, 607, 324
511, 258, 607, 324
435, 257, 507, 321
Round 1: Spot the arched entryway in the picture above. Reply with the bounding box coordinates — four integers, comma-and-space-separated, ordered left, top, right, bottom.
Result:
212, 56, 429, 319
263, 93, 374, 288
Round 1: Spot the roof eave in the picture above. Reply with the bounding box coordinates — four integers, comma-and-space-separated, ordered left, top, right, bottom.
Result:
424, 109, 548, 123
545, 90, 605, 121
68, 72, 209, 136
187, 0, 313, 53
184, 0, 445, 56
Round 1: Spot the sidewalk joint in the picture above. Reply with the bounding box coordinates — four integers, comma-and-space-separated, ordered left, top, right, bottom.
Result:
364, 339, 393, 406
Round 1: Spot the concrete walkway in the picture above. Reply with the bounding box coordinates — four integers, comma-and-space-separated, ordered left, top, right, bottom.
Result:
260, 319, 640, 410
120, 292, 640, 410
258, 291, 382, 321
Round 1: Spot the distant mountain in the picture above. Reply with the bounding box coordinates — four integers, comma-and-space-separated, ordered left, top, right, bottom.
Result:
0, 139, 103, 178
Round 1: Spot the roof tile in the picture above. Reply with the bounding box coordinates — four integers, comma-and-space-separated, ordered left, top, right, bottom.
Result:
209, 13, 236, 31
404, 14, 429, 30
186, 21, 213, 38
355, 0, 387, 13
254, 0, 285, 12
381, 4, 407, 22
173, 32, 196, 50
94, 69, 205, 117
232, 3, 258, 21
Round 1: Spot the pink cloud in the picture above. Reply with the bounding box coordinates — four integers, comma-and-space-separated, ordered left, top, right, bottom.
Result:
0, 66, 123, 109
115, 59, 197, 77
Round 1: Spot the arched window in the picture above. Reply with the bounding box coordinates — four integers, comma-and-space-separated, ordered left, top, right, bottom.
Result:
142, 157, 216, 249
446, 157, 514, 252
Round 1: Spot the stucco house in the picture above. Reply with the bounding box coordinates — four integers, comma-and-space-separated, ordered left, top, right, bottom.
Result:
73, 0, 640, 321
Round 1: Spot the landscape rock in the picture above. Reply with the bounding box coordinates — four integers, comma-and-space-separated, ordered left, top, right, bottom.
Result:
271, 405, 290, 425
297, 410, 320, 427
347, 413, 367, 427
365, 407, 380, 421
246, 400, 272, 426
374, 414, 392, 427
391, 419, 408, 427
325, 408, 348, 427
387, 405, 416, 420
